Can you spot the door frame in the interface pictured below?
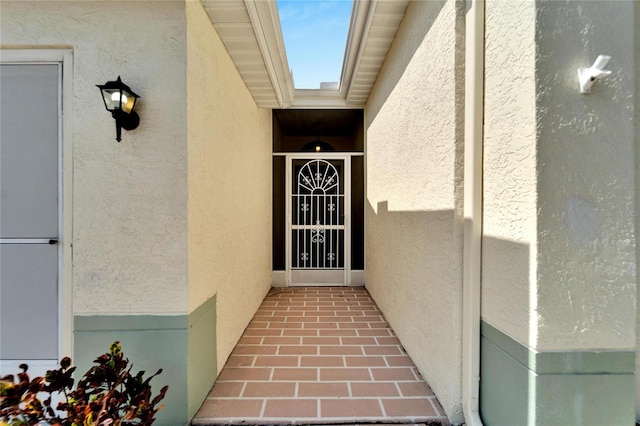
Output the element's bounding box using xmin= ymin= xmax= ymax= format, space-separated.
xmin=0 ymin=49 xmax=74 ymax=367
xmin=285 ymin=153 xmax=351 ymax=286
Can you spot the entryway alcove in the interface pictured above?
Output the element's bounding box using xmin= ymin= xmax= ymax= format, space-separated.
xmin=272 ymin=109 xmax=365 ymax=287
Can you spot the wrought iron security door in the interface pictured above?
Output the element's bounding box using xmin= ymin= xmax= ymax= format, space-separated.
xmin=291 ymin=159 xmax=345 ymax=278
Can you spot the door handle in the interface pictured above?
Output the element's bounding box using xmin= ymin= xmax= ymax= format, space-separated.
xmin=49 ymin=239 xmax=58 ymax=245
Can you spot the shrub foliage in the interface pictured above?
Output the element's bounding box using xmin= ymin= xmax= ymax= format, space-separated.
xmin=0 ymin=342 xmax=168 ymax=426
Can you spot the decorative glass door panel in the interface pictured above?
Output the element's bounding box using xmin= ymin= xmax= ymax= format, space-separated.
xmin=289 ymin=158 xmax=347 ymax=284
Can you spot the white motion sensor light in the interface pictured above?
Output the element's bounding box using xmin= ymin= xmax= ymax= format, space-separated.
xmin=578 ymin=55 xmax=612 ymax=94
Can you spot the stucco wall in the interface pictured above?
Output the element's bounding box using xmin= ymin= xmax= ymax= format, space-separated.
xmin=534 ymin=1 xmax=636 ymax=351
xmin=1 ymin=1 xmax=189 ymax=315
xmin=483 ymin=0 xmax=635 ymax=353
xmin=186 ymin=0 xmax=272 ymax=370
xmin=365 ymin=1 xmax=464 ymax=422
xmin=482 ymin=0 xmax=538 ymax=349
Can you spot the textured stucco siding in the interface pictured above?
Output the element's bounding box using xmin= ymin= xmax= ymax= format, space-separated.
xmin=186 ymin=0 xmax=272 ymax=371
xmin=483 ymin=0 xmax=636 ymax=352
xmin=534 ymin=1 xmax=636 ymax=351
xmin=1 ymin=1 xmax=189 ymax=314
xmin=365 ymin=1 xmax=464 ymax=423
xmin=484 ymin=0 xmax=638 ymax=421
xmin=482 ymin=0 xmax=538 ymax=349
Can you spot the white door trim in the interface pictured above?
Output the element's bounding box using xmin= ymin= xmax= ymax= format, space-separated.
xmin=285 ymin=154 xmax=351 ymax=286
xmin=1 ymin=49 xmax=74 ymax=362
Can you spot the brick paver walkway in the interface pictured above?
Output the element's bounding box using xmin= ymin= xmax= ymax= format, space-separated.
xmin=192 ymin=287 xmax=449 ymax=425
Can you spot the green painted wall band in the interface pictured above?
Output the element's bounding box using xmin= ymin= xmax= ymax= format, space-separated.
xmin=75 ymin=294 xmax=218 ymax=332
xmin=189 ymin=294 xmax=217 ymax=327
xmin=480 ymin=320 xmax=635 ymax=375
xmin=73 ymin=294 xmax=218 ymax=426
xmin=480 ymin=320 xmax=636 ymax=425
xmin=75 ymin=314 xmax=188 ymax=332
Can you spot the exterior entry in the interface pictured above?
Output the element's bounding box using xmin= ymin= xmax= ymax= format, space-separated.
xmin=288 ymin=157 xmax=349 ymax=285
xmin=272 ymin=109 xmax=365 ymax=287
xmin=0 ymin=63 xmax=62 ymax=372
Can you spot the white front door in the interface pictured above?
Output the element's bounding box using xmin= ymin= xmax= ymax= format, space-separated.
xmin=0 ymin=63 xmax=62 ymax=374
xmin=287 ymin=155 xmax=350 ymax=285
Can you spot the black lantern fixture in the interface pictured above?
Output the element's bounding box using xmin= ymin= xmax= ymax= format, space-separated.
xmin=97 ymin=76 xmax=140 ymax=142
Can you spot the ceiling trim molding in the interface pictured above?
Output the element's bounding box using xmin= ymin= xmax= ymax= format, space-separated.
xmin=290 ymin=89 xmax=351 ymax=109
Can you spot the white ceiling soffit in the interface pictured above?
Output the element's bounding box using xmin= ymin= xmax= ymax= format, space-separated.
xmin=201 ymin=0 xmax=409 ymax=109
xmin=341 ymin=0 xmax=410 ymax=106
xmin=201 ymin=0 xmax=294 ymax=108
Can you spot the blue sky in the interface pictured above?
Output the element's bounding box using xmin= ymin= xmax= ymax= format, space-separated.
xmin=276 ymin=0 xmax=353 ymax=89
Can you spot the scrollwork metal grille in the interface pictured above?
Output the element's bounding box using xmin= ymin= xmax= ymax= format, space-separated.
xmin=292 ymin=159 xmax=344 ymax=269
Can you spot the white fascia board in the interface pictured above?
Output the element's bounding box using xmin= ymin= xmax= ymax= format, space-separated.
xmin=244 ymin=0 xmax=295 ymax=108
xmin=340 ymin=0 xmax=376 ymax=103
xmin=290 ymin=89 xmax=361 ymax=109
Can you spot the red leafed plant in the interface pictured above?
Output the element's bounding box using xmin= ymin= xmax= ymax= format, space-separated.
xmin=0 ymin=341 xmax=168 ymax=426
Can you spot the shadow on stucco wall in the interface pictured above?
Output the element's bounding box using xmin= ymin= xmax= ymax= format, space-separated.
xmin=364 ymin=200 xmax=532 ymax=424
xmin=365 ymin=201 xmax=463 ymax=421
xmin=479 ymin=236 xmax=531 ymax=425
xmin=481 ymin=235 xmax=531 ymax=347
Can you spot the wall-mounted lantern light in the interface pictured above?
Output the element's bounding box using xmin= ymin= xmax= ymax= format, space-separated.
xmin=97 ymin=76 xmax=140 ymax=142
